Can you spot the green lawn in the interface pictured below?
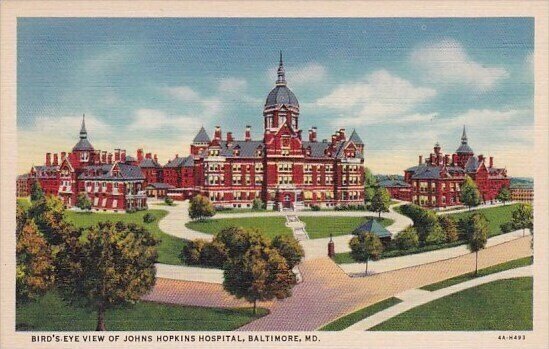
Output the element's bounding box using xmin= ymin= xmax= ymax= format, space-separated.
xmin=64 ymin=210 xmax=186 ymax=265
xmin=16 ymin=291 xmax=268 ymax=331
xmin=150 ymin=202 xmax=178 ymax=207
xmin=421 ymin=256 xmax=533 ymax=291
xmin=186 ymin=216 xmax=292 ymax=239
xmin=300 ymin=216 xmax=393 ymax=239
xmin=319 ymin=298 xmax=402 ymax=331
xmin=445 ymin=203 xmax=522 ymax=237
xmin=371 ymin=277 xmax=533 ymax=331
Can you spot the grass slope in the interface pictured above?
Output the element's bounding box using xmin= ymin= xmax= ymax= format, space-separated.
xmin=300 ymin=216 xmax=393 ymax=239
xmin=65 ymin=210 xmax=186 ymax=265
xmin=446 ymin=203 xmax=521 ymax=237
xmin=421 ymin=256 xmax=533 ymax=291
xmin=319 ymin=297 xmax=402 ymax=331
xmin=17 ymin=291 xmax=267 ymax=331
xmin=371 ymin=277 xmax=533 ymax=331
xmin=186 ymin=216 xmax=292 ymax=239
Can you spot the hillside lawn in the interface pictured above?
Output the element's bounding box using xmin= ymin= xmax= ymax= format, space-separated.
xmin=421 ymin=256 xmax=533 ymax=291
xmin=319 ymin=297 xmax=402 ymax=331
xmin=17 ymin=291 xmax=267 ymax=331
xmin=299 ymin=216 xmax=393 ymax=239
xmin=370 ymin=277 xmax=533 ymax=331
xmin=186 ymin=216 xmax=292 ymax=239
xmin=64 ymin=209 xmax=186 ymax=265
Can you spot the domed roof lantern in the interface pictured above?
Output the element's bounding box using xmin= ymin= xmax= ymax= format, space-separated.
xmin=456 ymin=125 xmax=474 ymax=154
xmin=276 ymin=51 xmax=286 ymax=86
xmin=265 ymin=52 xmax=299 ymax=109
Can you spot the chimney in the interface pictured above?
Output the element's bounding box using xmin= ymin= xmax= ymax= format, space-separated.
xmin=489 ymin=156 xmax=494 ymax=168
xmin=245 ymin=125 xmax=251 ymax=141
xmin=146 ymin=152 xmax=152 ymax=159
xmin=61 ymin=152 xmax=66 ymax=161
xmin=331 ymin=134 xmax=337 ymax=145
xmin=137 ymin=148 xmax=144 ymax=162
xmin=444 ymin=154 xmax=450 ymax=165
xmin=107 ymin=153 xmax=113 ymax=164
xmin=175 ymin=154 xmax=179 ymax=158
xmin=312 ymin=127 xmax=317 ymax=142
xmin=452 ymin=153 xmax=458 ymax=166
xmin=478 ymin=154 xmax=484 ymax=162
xmin=154 ymin=154 xmax=158 ymax=163
xmin=339 ymin=128 xmax=346 ymax=140
xmin=121 ymin=150 xmax=126 ymax=163
xmin=102 ymin=151 xmax=107 ymax=163
xmin=227 ymin=132 xmax=234 ymax=143
xmin=214 ymin=126 xmax=222 ymax=140
xmin=53 ymin=153 xmax=59 ymax=166
xmin=45 ymin=153 xmax=51 ymax=166
xmin=419 ymin=155 xmax=423 ymax=165
xmin=430 ymin=153 xmax=435 ymax=164
xmin=114 ymin=149 xmax=120 ymax=162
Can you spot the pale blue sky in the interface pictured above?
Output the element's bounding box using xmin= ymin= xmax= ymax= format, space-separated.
xmin=17 ymin=18 xmax=534 ymax=175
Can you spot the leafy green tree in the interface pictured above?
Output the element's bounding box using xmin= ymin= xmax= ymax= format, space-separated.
xmin=189 ymin=194 xmax=216 ymax=220
xmin=215 ymin=227 xmax=270 ymax=260
xmin=199 ymin=241 xmax=228 ymax=268
xmin=460 ymin=176 xmax=481 ymax=210
xmin=30 ymin=181 xmax=45 ymax=202
xmin=16 ymin=207 xmax=54 ymax=304
xmin=223 ymin=245 xmax=296 ymax=314
xmin=424 ymin=225 xmax=446 ymax=246
xmin=394 ymin=226 xmax=419 ymax=250
xmin=363 ymin=167 xmax=378 ymax=203
xmin=496 ymin=186 xmax=511 ymax=205
xmin=370 ymin=187 xmax=391 ymax=218
xmin=56 ymin=222 xmax=158 ymax=331
xmin=181 ymin=239 xmax=207 ymax=265
xmin=465 ymin=213 xmax=488 ymax=275
xmin=164 ymin=196 xmax=174 ymax=206
xmin=28 ymin=196 xmax=69 ymax=246
xmin=349 ymin=232 xmax=384 ymax=275
xmin=415 ymin=210 xmax=440 ymax=244
xmin=438 ymin=215 xmax=459 ymax=242
xmin=512 ymin=203 xmax=533 ymax=236
xmin=272 ymin=235 xmax=304 ymax=269
xmin=76 ymin=192 xmax=92 ymax=211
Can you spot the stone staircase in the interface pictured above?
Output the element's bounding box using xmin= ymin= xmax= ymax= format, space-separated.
xmin=285 ymin=214 xmax=309 ymax=241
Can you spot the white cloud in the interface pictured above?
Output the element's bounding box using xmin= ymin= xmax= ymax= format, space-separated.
xmin=315 ymin=70 xmax=437 ymax=125
xmin=410 ymin=39 xmax=509 ymax=91
xmin=218 ymin=77 xmax=247 ymax=93
xmin=130 ymin=108 xmax=202 ymax=131
xmin=163 ymin=86 xmax=201 ymax=102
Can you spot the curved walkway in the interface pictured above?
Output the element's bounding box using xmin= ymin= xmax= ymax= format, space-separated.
xmin=153 ymin=200 xmax=213 ymax=241
xmin=344 ymin=265 xmax=532 ymax=331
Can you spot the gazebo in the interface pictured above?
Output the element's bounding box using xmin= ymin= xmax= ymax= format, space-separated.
xmin=352 ymin=219 xmax=392 ymax=244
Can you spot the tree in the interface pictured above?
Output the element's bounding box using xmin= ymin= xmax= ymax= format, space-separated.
xmin=76 ymin=192 xmax=92 ymax=211
xmin=370 ymin=187 xmax=391 ymax=218
xmin=271 ymin=235 xmax=305 ymax=269
xmin=394 ymin=226 xmax=419 ymax=250
xmin=199 ymin=241 xmax=228 ymax=268
xmin=363 ymin=167 xmax=378 ymax=203
xmin=496 ymin=186 xmax=511 ymax=205
xmin=415 ymin=210 xmax=440 ymax=244
xmin=252 ymin=198 xmax=265 ymax=210
xmin=438 ymin=215 xmax=459 ymax=242
xmin=424 ymin=225 xmax=446 ymax=246
xmin=30 ymin=181 xmax=45 ymax=202
xmin=28 ymin=196 xmax=69 ymax=246
xmin=189 ymin=194 xmax=215 ymax=220
xmin=512 ymin=203 xmax=533 ymax=237
xmin=460 ymin=176 xmax=481 ymax=210
xmin=16 ymin=207 xmax=54 ymax=304
xmin=215 ymin=227 xmax=270 ymax=260
xmin=349 ymin=232 xmax=384 ymax=275
xmin=164 ymin=196 xmax=174 ymax=206
xmin=465 ymin=213 xmax=488 ymax=275
xmin=181 ymin=239 xmax=207 ymax=265
xmin=223 ymin=245 xmax=296 ymax=314
xmin=56 ymin=222 xmax=158 ymax=331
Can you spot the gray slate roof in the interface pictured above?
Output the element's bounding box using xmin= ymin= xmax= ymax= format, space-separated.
xmin=193 ymin=127 xmax=211 ymax=143
xmin=146 ymin=182 xmax=175 ymax=189
xmin=456 ymin=143 xmax=474 ymax=154
xmin=378 ymin=179 xmax=411 ymax=188
xmin=465 ymin=157 xmax=479 ymax=172
xmin=219 ymin=140 xmax=264 ymax=158
xmin=72 ymin=138 xmax=94 ymax=151
xmin=411 ymin=166 xmax=441 ymax=179
xmin=349 ymin=129 xmax=364 ymax=145
xmin=139 ymin=158 xmax=162 ymax=168
xmin=164 ymin=155 xmax=194 ymax=168
xmin=352 ymin=219 xmax=391 ymax=239
xmin=78 ymin=163 xmax=144 ymax=180
xmin=265 ymin=85 xmax=299 ymax=108
xmin=303 ymin=141 xmax=330 ymax=158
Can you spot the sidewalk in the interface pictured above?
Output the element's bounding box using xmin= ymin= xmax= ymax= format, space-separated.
xmin=344 ymin=265 xmax=533 ymax=331
xmin=155 ymin=263 xmax=223 ymax=284
xmin=339 ymin=229 xmax=527 ymax=275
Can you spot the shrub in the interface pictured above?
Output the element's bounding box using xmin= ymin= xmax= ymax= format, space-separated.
xmin=164 ymin=197 xmax=174 ymax=206
xmin=126 ymin=207 xmax=137 ymax=214
xmin=311 ymin=205 xmax=321 ymax=211
xmin=252 ymin=198 xmax=265 ymax=211
xmin=424 ymin=226 xmax=447 ymax=246
xmin=143 ymin=212 xmax=156 ymax=223
xmin=199 ymin=241 xmax=228 ymax=268
xmin=438 ymin=215 xmax=459 ymax=242
xmin=272 ymin=235 xmax=304 ymax=269
xmin=181 ymin=239 xmax=207 ymax=265
xmin=394 ymin=227 xmax=419 ymax=250
xmin=500 ymin=221 xmax=514 ymax=234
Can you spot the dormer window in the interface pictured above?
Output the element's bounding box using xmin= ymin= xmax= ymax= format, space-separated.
xmin=80 ymin=152 xmax=89 ymax=161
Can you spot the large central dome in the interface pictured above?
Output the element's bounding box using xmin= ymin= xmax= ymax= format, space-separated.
xmin=264 ymin=52 xmax=299 ymax=109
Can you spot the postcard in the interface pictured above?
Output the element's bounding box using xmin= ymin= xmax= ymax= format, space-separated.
xmin=1 ymin=1 xmax=547 ymax=348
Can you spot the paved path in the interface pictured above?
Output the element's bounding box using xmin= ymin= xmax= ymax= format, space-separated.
xmin=344 ymin=265 xmax=533 ymax=331
xmin=238 ymin=236 xmax=532 ymax=331
xmin=155 ymin=263 xmax=223 ymax=284
xmin=340 ymin=229 xmax=527 ymax=275
xmin=286 ymin=214 xmax=309 ymax=241
xmin=152 ymin=201 xmax=213 ymax=241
